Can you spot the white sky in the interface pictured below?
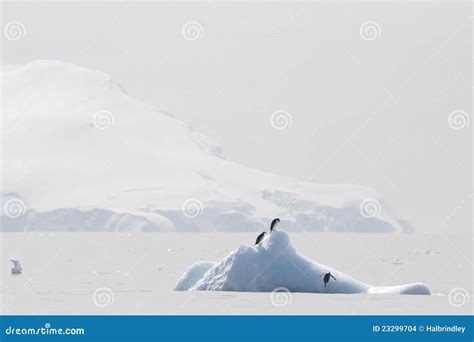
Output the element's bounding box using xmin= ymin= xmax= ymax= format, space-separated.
xmin=1 ymin=1 xmax=472 ymax=232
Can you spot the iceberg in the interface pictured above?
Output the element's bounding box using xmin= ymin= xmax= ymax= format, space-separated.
xmin=176 ymin=231 xmax=431 ymax=295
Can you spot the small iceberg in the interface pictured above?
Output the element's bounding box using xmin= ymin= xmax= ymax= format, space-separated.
xmin=9 ymin=258 xmax=22 ymax=275
xmin=175 ymin=231 xmax=430 ymax=295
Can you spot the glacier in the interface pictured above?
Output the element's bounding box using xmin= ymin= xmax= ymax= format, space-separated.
xmin=1 ymin=60 xmax=414 ymax=233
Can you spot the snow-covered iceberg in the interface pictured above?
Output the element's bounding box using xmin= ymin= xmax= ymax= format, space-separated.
xmin=1 ymin=60 xmax=414 ymax=233
xmin=175 ymin=231 xmax=431 ymax=295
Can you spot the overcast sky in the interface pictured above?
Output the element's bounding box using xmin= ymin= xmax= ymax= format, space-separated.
xmin=1 ymin=1 xmax=472 ymax=232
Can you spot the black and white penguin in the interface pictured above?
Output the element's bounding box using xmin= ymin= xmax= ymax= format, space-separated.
xmin=270 ymin=218 xmax=280 ymax=233
xmin=322 ymin=272 xmax=336 ymax=288
xmin=255 ymin=232 xmax=266 ymax=245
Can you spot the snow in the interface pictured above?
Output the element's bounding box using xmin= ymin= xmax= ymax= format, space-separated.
xmin=175 ymin=261 xmax=216 ymax=291
xmin=176 ymin=231 xmax=431 ymax=295
xmin=1 ymin=232 xmax=470 ymax=315
xmin=1 ymin=60 xmax=414 ymax=233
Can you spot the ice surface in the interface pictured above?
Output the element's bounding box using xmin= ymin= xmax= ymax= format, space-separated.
xmin=176 ymin=231 xmax=431 ymax=295
xmin=3 ymin=232 xmax=470 ymax=314
xmin=1 ymin=60 xmax=414 ymax=233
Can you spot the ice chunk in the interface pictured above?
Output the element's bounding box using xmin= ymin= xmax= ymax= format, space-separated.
xmin=175 ymin=231 xmax=431 ymax=295
xmin=175 ymin=261 xmax=216 ymax=291
xmin=9 ymin=258 xmax=22 ymax=275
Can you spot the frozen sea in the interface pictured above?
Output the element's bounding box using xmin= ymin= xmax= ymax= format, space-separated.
xmin=0 ymin=232 xmax=471 ymax=315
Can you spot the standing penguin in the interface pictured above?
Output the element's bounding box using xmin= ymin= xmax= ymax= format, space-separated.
xmin=322 ymin=272 xmax=336 ymax=288
xmin=270 ymin=218 xmax=280 ymax=233
xmin=255 ymin=232 xmax=266 ymax=245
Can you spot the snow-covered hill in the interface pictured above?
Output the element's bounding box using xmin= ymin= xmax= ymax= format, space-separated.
xmin=1 ymin=60 xmax=414 ymax=232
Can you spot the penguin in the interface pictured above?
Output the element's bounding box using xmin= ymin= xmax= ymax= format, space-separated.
xmin=255 ymin=232 xmax=266 ymax=245
xmin=270 ymin=218 xmax=280 ymax=233
xmin=322 ymin=272 xmax=336 ymax=288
